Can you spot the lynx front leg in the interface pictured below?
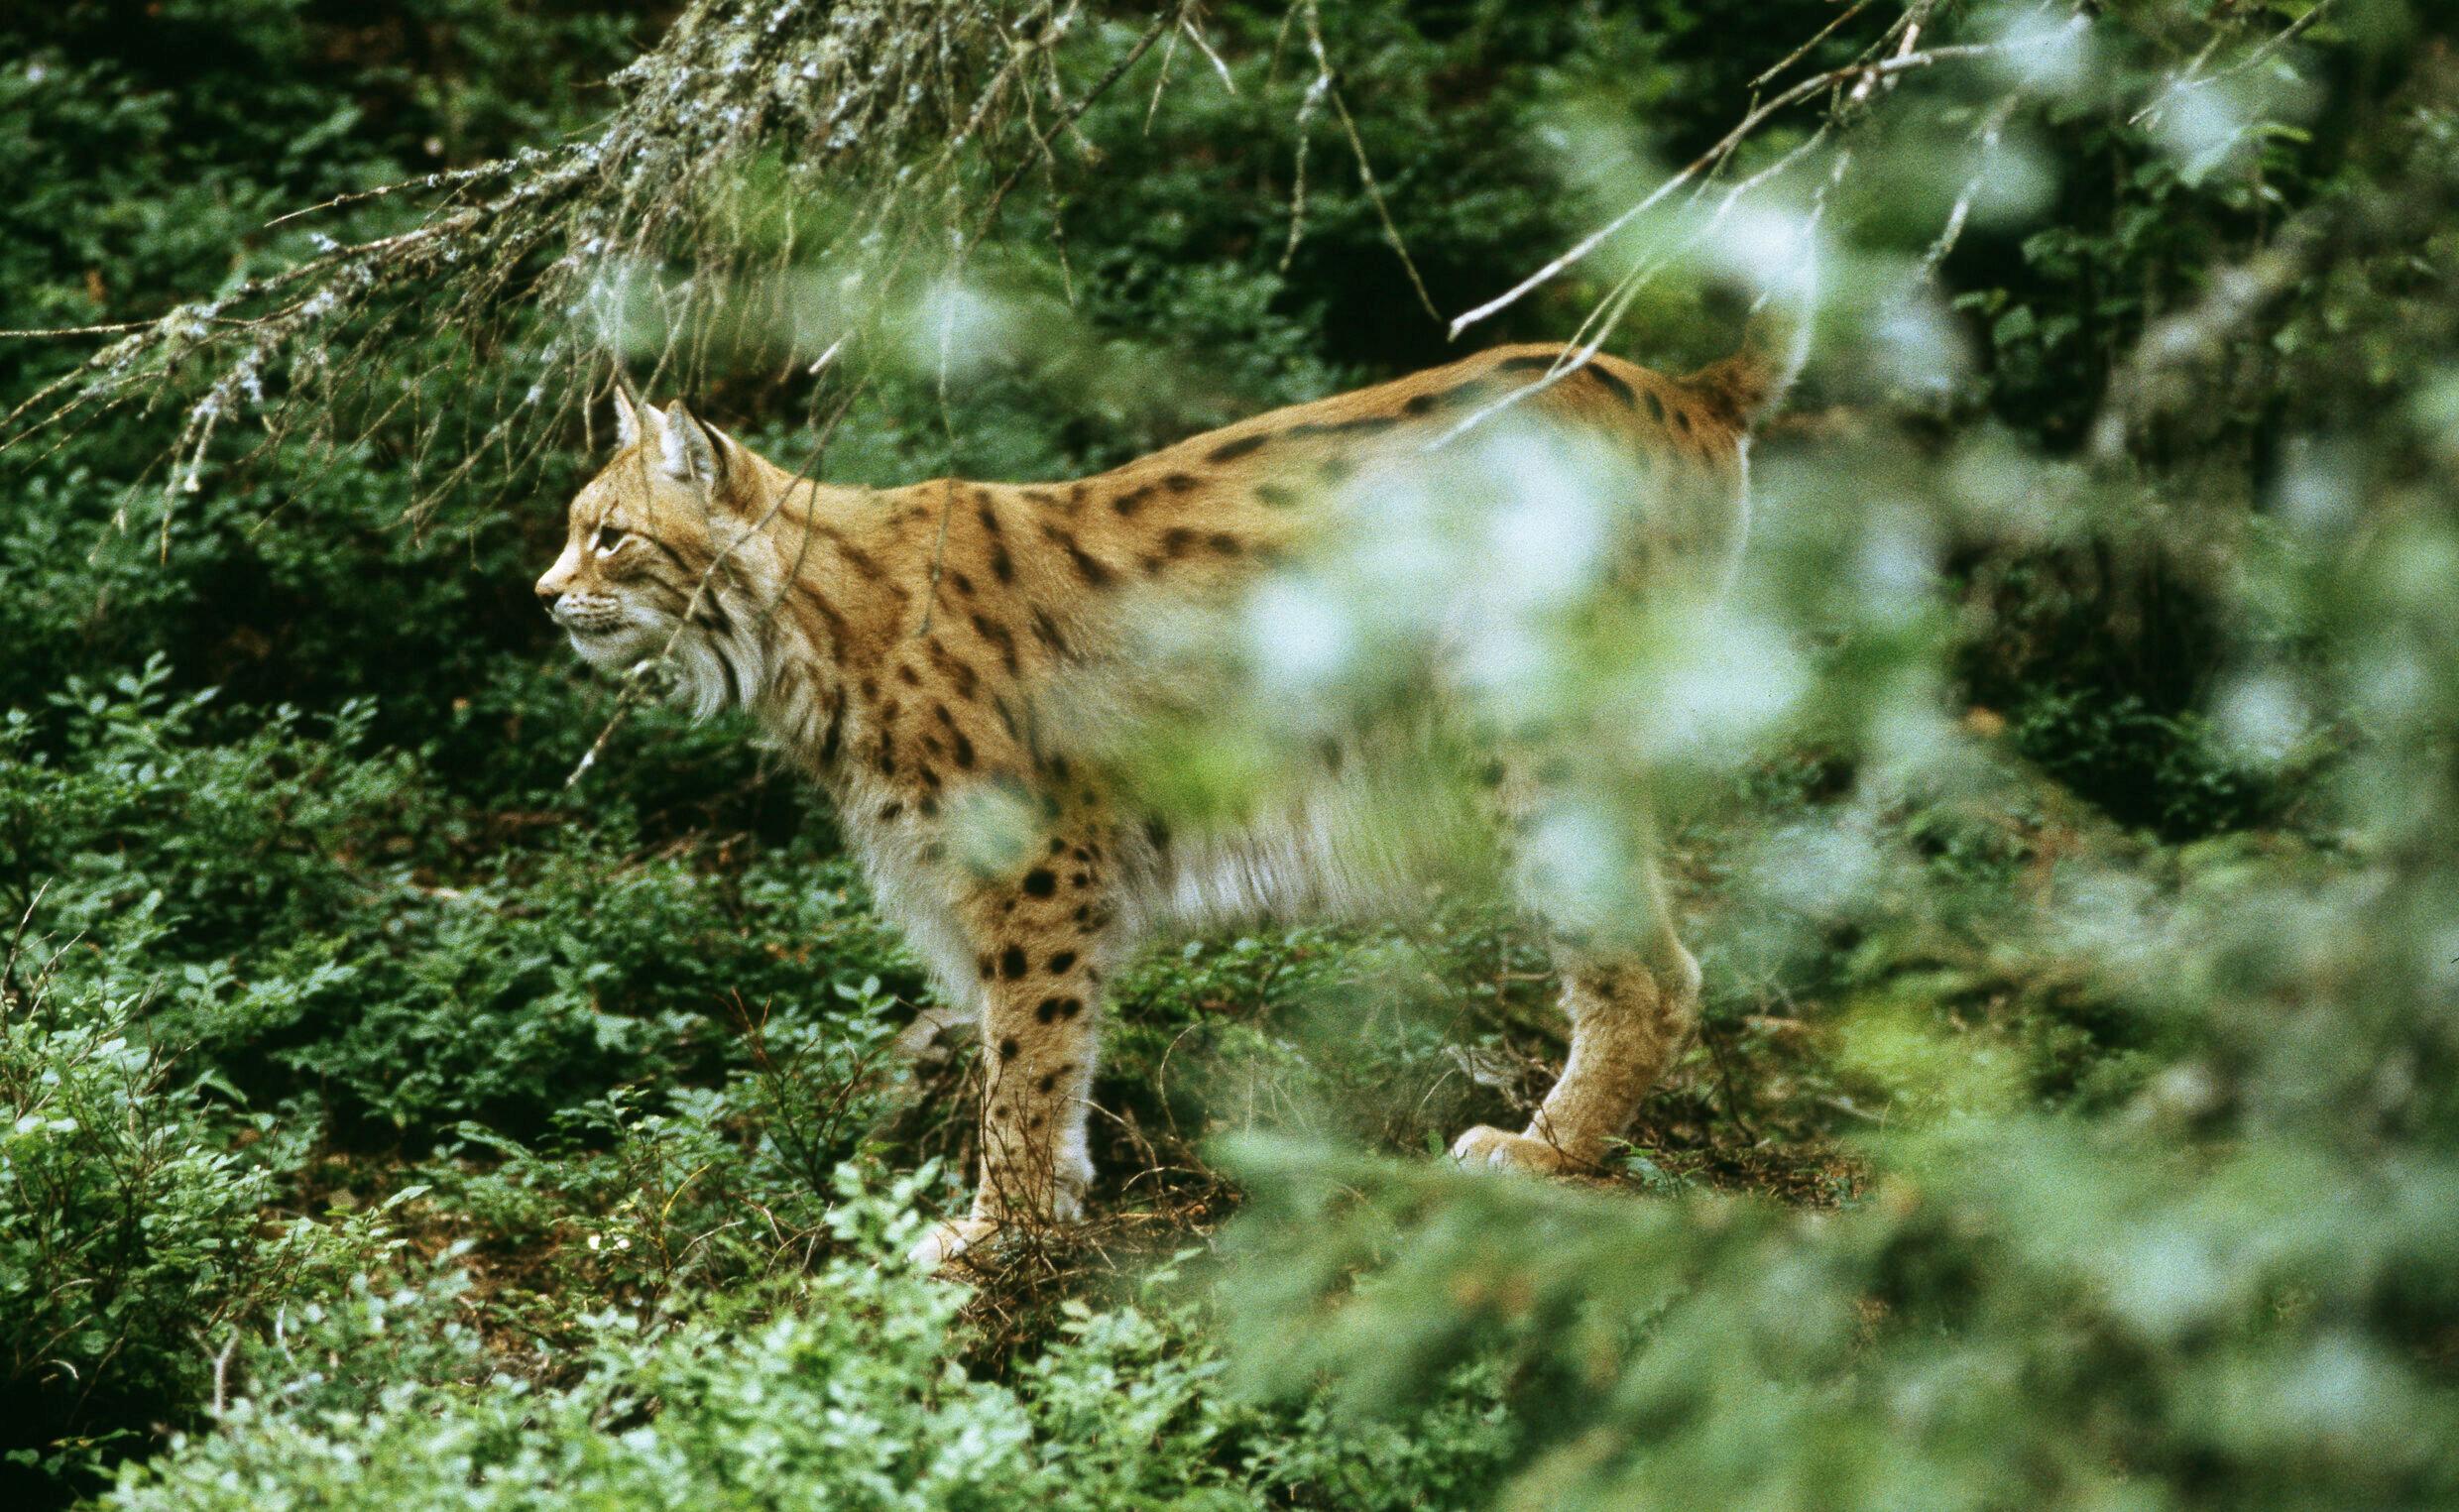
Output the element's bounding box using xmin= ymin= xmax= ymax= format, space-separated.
xmin=909 ymin=844 xmax=1116 ymax=1269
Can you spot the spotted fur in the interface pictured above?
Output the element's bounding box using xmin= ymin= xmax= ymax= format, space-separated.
xmin=535 ymin=340 xmax=1769 ymax=1266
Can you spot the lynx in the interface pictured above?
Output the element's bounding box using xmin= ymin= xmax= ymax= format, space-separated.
xmin=535 ymin=336 xmax=1773 ymax=1266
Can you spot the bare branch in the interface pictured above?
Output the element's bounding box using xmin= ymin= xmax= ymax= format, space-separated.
xmin=1449 ymin=29 xmax=2019 ymax=341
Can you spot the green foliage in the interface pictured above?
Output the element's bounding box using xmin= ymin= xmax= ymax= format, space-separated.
xmin=0 ymin=956 xmax=408 ymax=1495
xmin=93 ymin=1183 xmax=1521 ymax=1511
xmin=3 ymin=656 xmax=917 ymax=1138
xmin=1221 ymin=1110 xmax=2459 ymax=1510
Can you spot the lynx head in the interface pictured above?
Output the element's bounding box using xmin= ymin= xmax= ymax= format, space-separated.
xmin=535 ymin=392 xmax=768 ymax=713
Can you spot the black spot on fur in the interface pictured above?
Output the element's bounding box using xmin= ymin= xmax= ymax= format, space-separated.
xmin=927 ymin=643 xmax=979 ymax=701
xmin=1643 ymin=391 xmax=1666 ymax=423
xmin=1162 ymin=471 xmax=1200 ymax=492
xmin=1291 ymin=414 xmax=1400 ymax=439
xmin=1318 ymin=456 xmax=1355 ymax=486
xmin=1047 ymin=950 xmax=1077 ymax=976
xmin=1034 ymin=995 xmax=1068 ymax=1023
xmin=952 ymin=732 xmax=975 ymax=769
xmin=1022 ymin=869 xmax=1057 ymax=898
xmin=1673 ymin=407 xmax=1693 ymax=433
xmin=999 ymin=1036 xmax=1019 ymax=1058
xmin=1036 ymin=1073 xmax=1058 ymax=1093
xmin=825 ymin=527 xmax=885 ymax=581
xmin=1584 ymin=363 xmax=1637 ymax=406
xmin=794 ymin=580 xmax=849 ymax=640
xmin=1111 ymin=485 xmax=1154 ymax=516
xmin=879 ymin=801 xmax=903 ymax=822
xmin=1029 ymin=607 xmax=1070 ymax=658
xmin=1207 ymin=434 xmax=1270 ymax=463
xmin=818 ymin=697 xmax=845 ymax=765
xmin=970 ymin=613 xmax=1019 ymax=675
xmin=951 ymin=571 xmax=975 ymax=595
xmin=1255 ymin=483 xmax=1299 ymax=508
xmin=990 ymin=542 xmax=1014 ymax=584
xmin=1000 ymin=945 xmax=1028 ymax=980
xmin=1042 ymin=524 xmax=1113 ymax=588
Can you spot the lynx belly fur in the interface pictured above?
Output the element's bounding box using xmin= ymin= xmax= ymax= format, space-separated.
xmin=535 ymin=338 xmax=1773 ymax=1266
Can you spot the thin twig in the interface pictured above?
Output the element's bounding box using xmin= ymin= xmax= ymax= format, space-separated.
xmin=1450 ymin=38 xmax=2010 ymax=340
xmin=2131 ymin=0 xmax=2339 ymax=129
xmin=1302 ymin=0 xmax=1439 ymax=323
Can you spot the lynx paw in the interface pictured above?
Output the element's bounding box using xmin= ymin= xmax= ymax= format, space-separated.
xmin=1448 ymin=1125 xmax=1578 ymax=1175
xmin=907 ymin=1216 xmax=1001 ymax=1270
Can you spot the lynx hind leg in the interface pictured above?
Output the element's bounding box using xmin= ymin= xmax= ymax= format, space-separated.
xmin=909 ymin=837 xmax=1117 ymax=1269
xmin=1450 ymin=939 xmax=1700 ymax=1174
xmin=1452 ymin=770 xmax=1701 ymax=1175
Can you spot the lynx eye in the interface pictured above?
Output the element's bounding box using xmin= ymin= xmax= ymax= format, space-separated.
xmin=592 ymin=524 xmax=627 ymax=555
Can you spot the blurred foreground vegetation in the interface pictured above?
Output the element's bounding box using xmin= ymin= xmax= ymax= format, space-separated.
xmin=3 ymin=1 xmax=2457 ymax=1507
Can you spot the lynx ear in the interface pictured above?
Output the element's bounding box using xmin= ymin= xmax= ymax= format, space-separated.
xmin=655 ymin=402 xmax=733 ymax=495
xmin=613 ymin=386 xmax=645 ymax=451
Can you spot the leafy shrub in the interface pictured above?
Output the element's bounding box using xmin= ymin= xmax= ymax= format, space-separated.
xmin=2006 ymin=688 xmax=2280 ymax=840
xmin=0 ymin=959 xmax=322 ymax=1496
xmin=96 ymin=1179 xmax=1522 ymax=1511
xmin=4 ymin=658 xmax=919 ymax=1142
